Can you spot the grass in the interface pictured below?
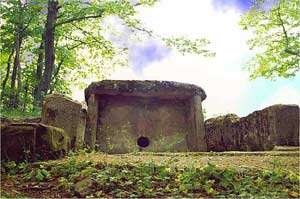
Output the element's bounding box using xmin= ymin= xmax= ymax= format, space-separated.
xmin=0 ymin=107 xmax=41 ymax=119
xmin=1 ymin=146 xmax=299 ymax=198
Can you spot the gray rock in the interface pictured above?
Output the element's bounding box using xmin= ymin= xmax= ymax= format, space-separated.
xmin=42 ymin=94 xmax=86 ymax=149
xmin=267 ymin=104 xmax=299 ymax=146
xmin=204 ymin=104 xmax=300 ymax=151
xmin=205 ymin=114 xmax=240 ymax=151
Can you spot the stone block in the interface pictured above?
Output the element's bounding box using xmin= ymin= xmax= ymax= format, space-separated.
xmin=204 ymin=114 xmax=240 ymax=151
xmin=42 ymin=94 xmax=86 ymax=149
xmin=204 ymin=104 xmax=300 ymax=151
xmin=205 ymin=109 xmax=276 ymax=151
xmin=268 ymin=104 xmax=299 ymax=146
xmin=1 ymin=123 xmax=70 ymax=162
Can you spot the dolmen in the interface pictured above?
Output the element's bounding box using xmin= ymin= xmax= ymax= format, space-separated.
xmin=84 ymin=80 xmax=208 ymax=153
xmin=1 ymin=80 xmax=299 ymax=162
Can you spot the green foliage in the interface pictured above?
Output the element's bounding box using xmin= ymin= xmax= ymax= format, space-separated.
xmin=2 ymin=161 xmax=17 ymax=175
xmin=163 ymin=37 xmax=216 ymax=57
xmin=0 ymin=106 xmax=41 ymax=119
xmin=1 ymin=0 xmax=214 ymax=113
xmin=1 ymin=161 xmax=30 ymax=176
xmin=34 ymin=166 xmax=51 ymax=182
xmin=57 ymin=177 xmax=72 ymax=191
xmin=1 ymin=153 xmax=299 ymax=198
xmin=50 ymin=156 xmax=93 ymax=178
xmin=20 ymin=165 xmax=50 ymax=182
xmin=240 ymin=0 xmax=300 ymax=79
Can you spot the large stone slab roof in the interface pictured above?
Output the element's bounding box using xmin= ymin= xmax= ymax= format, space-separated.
xmin=85 ymin=80 xmax=206 ymax=101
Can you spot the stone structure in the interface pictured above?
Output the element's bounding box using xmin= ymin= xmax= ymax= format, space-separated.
xmin=85 ymin=80 xmax=207 ymax=153
xmin=0 ymin=117 xmax=41 ymax=124
xmin=1 ymin=123 xmax=69 ymax=162
xmin=42 ymin=94 xmax=86 ymax=149
xmin=204 ymin=104 xmax=300 ymax=151
xmin=268 ymin=104 xmax=299 ymax=146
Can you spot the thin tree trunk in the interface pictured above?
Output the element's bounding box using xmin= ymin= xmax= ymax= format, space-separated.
xmin=9 ymin=0 xmax=24 ymax=108
xmin=22 ymin=79 xmax=29 ymax=112
xmin=1 ymin=49 xmax=14 ymax=101
xmin=33 ymin=38 xmax=44 ymax=106
xmin=16 ymin=61 xmax=22 ymax=106
xmin=9 ymin=32 xmax=22 ymax=108
xmin=49 ymin=57 xmax=64 ymax=93
xmin=35 ymin=0 xmax=59 ymax=106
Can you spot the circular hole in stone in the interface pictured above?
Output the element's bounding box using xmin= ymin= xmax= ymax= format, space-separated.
xmin=137 ymin=136 xmax=150 ymax=148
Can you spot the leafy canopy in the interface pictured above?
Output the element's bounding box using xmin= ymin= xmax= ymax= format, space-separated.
xmin=240 ymin=0 xmax=300 ymax=79
xmin=0 ymin=0 xmax=215 ymax=115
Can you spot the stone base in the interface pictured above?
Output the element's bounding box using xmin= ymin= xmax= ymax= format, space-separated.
xmin=1 ymin=123 xmax=70 ymax=162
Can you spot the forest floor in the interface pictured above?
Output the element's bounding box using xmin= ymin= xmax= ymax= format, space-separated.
xmin=1 ymin=146 xmax=299 ymax=198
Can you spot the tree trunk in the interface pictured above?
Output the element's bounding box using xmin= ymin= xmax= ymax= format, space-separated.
xmin=9 ymin=31 xmax=22 ymax=108
xmin=35 ymin=0 xmax=59 ymax=106
xmin=16 ymin=60 xmax=22 ymax=106
xmin=22 ymin=79 xmax=29 ymax=112
xmin=49 ymin=57 xmax=64 ymax=93
xmin=33 ymin=38 xmax=45 ymax=106
xmin=1 ymin=49 xmax=14 ymax=101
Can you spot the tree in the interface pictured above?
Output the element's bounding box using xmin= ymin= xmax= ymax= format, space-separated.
xmin=0 ymin=0 xmax=43 ymax=108
xmin=1 ymin=0 xmax=215 ymax=114
xmin=240 ymin=0 xmax=300 ymax=79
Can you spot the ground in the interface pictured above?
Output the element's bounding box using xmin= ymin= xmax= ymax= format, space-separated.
xmin=1 ymin=146 xmax=299 ymax=198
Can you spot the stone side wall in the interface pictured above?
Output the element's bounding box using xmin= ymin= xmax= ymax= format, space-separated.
xmin=269 ymin=105 xmax=299 ymax=146
xmin=42 ymin=94 xmax=86 ymax=149
xmin=204 ymin=104 xmax=299 ymax=151
xmin=204 ymin=114 xmax=241 ymax=152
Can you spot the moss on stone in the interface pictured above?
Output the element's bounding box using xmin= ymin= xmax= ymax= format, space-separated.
xmin=85 ymin=80 xmax=206 ymax=102
xmin=41 ymin=125 xmax=70 ymax=152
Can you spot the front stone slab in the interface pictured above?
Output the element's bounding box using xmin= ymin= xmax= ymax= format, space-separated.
xmin=42 ymin=94 xmax=86 ymax=149
xmin=85 ymin=80 xmax=207 ymax=153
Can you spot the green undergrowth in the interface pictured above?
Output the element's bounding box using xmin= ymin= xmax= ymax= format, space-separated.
xmin=1 ymin=151 xmax=300 ymax=198
xmin=0 ymin=107 xmax=41 ymax=119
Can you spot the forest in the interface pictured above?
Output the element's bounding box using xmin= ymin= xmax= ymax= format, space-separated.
xmin=0 ymin=0 xmax=299 ymax=198
xmin=1 ymin=0 xmax=298 ymax=116
xmin=1 ymin=0 xmax=215 ymax=117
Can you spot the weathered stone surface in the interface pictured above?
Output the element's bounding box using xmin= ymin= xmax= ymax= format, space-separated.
xmin=204 ymin=104 xmax=299 ymax=151
xmin=205 ymin=111 xmax=276 ymax=151
xmin=238 ymin=109 xmax=276 ymax=151
xmin=42 ymin=94 xmax=86 ymax=149
xmin=187 ymin=95 xmax=207 ymax=151
xmin=205 ymin=114 xmax=241 ymax=151
xmin=0 ymin=117 xmax=41 ymax=125
xmin=85 ymin=80 xmax=207 ymax=153
xmin=85 ymin=94 xmax=98 ymax=149
xmin=85 ymin=80 xmax=206 ymax=101
xmin=268 ymin=104 xmax=299 ymax=146
xmin=1 ymin=123 xmax=70 ymax=162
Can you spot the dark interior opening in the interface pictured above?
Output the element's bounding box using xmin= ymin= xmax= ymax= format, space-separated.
xmin=137 ymin=136 xmax=150 ymax=148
